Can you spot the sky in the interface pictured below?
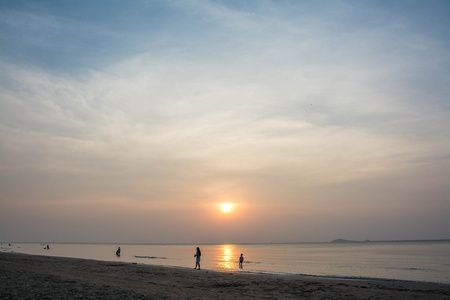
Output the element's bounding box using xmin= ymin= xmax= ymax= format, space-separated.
xmin=0 ymin=0 xmax=449 ymax=244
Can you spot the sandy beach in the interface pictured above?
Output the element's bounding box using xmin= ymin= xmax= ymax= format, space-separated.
xmin=1 ymin=252 xmax=449 ymax=299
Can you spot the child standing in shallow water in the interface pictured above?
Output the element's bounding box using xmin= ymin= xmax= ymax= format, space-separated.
xmin=194 ymin=247 xmax=201 ymax=270
xmin=239 ymin=253 xmax=244 ymax=269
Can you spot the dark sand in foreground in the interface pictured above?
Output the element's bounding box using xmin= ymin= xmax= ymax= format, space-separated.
xmin=1 ymin=252 xmax=449 ymax=299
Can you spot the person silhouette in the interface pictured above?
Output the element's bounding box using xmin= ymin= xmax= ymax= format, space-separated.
xmin=194 ymin=247 xmax=201 ymax=270
xmin=116 ymin=247 xmax=121 ymax=256
xmin=239 ymin=253 xmax=244 ymax=269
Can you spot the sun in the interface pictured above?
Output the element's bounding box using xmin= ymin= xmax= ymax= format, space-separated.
xmin=221 ymin=203 xmax=232 ymax=213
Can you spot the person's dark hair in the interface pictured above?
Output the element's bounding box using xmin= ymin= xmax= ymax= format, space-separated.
xmin=197 ymin=247 xmax=201 ymax=256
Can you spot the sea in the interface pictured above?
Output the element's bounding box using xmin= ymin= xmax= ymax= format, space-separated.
xmin=2 ymin=240 xmax=449 ymax=285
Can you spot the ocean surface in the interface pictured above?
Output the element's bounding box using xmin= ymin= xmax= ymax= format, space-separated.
xmin=2 ymin=240 xmax=449 ymax=284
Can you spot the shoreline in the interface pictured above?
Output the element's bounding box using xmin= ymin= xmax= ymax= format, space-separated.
xmin=3 ymin=248 xmax=449 ymax=286
xmin=3 ymin=240 xmax=449 ymax=285
xmin=1 ymin=252 xmax=449 ymax=299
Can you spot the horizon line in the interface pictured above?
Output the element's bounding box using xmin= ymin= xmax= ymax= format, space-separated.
xmin=2 ymin=238 xmax=450 ymax=245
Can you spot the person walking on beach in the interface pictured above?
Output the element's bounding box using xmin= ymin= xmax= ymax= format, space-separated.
xmin=116 ymin=247 xmax=121 ymax=256
xmin=239 ymin=253 xmax=244 ymax=269
xmin=194 ymin=247 xmax=201 ymax=270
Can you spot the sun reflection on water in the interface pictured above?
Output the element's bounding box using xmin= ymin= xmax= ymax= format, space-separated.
xmin=217 ymin=245 xmax=237 ymax=270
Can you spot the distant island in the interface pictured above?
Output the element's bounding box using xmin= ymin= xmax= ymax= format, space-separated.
xmin=331 ymin=239 xmax=371 ymax=243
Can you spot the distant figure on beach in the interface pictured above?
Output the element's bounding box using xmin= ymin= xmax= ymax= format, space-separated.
xmin=116 ymin=247 xmax=121 ymax=256
xmin=46 ymin=244 xmax=50 ymax=250
xmin=194 ymin=247 xmax=201 ymax=270
xmin=239 ymin=253 xmax=244 ymax=269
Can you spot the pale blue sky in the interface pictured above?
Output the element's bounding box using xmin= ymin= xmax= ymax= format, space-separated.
xmin=1 ymin=0 xmax=449 ymax=243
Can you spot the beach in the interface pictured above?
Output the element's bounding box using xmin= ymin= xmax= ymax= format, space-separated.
xmin=1 ymin=252 xmax=449 ymax=299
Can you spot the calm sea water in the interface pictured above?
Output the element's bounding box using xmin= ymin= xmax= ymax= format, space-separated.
xmin=2 ymin=241 xmax=449 ymax=284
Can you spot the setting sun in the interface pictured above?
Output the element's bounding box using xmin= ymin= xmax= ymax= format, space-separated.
xmin=221 ymin=203 xmax=232 ymax=213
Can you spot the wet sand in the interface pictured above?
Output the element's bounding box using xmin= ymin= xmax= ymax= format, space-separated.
xmin=1 ymin=252 xmax=449 ymax=299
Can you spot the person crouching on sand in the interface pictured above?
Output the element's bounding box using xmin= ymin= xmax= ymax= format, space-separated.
xmin=194 ymin=247 xmax=201 ymax=270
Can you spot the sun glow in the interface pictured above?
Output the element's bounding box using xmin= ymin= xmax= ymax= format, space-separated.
xmin=221 ymin=203 xmax=232 ymax=213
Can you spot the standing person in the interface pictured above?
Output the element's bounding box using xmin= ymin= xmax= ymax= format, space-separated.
xmin=239 ymin=253 xmax=244 ymax=269
xmin=116 ymin=247 xmax=121 ymax=256
xmin=194 ymin=247 xmax=201 ymax=270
